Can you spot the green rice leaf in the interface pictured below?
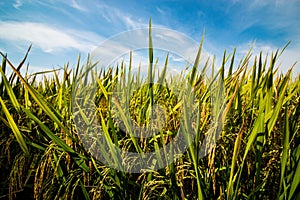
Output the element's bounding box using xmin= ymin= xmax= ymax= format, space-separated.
xmin=0 ymin=96 xmax=29 ymax=156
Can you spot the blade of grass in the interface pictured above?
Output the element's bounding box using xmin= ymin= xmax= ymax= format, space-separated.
xmin=0 ymin=64 xmax=20 ymax=112
xmin=9 ymin=44 xmax=32 ymax=84
xmin=0 ymin=96 xmax=29 ymax=156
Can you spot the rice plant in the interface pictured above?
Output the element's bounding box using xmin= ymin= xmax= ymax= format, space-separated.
xmin=0 ymin=23 xmax=300 ymax=200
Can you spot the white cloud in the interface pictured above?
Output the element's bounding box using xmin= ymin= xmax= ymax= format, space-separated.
xmin=34 ymin=0 xmax=87 ymax=12
xmin=156 ymin=7 xmax=165 ymax=15
xmin=96 ymin=3 xmax=146 ymax=30
xmin=13 ymin=0 xmax=23 ymax=9
xmin=277 ymin=46 xmax=300 ymax=75
xmin=70 ymin=0 xmax=87 ymax=12
xmin=0 ymin=21 xmax=104 ymax=53
xmin=55 ymin=0 xmax=87 ymax=12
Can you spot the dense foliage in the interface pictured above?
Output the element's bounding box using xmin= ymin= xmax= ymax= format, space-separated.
xmin=0 ymin=34 xmax=300 ymax=199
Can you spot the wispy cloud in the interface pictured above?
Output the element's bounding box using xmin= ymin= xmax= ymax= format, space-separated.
xmin=13 ymin=0 xmax=23 ymax=9
xmin=0 ymin=21 xmax=103 ymax=53
xmin=64 ymin=0 xmax=87 ymax=12
xmin=96 ymin=3 xmax=146 ymax=30
xmin=280 ymin=46 xmax=300 ymax=75
xmin=156 ymin=7 xmax=165 ymax=15
xmin=34 ymin=0 xmax=87 ymax=12
xmin=244 ymin=1 xmax=299 ymax=32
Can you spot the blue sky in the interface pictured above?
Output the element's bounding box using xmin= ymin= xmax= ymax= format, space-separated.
xmin=0 ymin=0 xmax=299 ymax=75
